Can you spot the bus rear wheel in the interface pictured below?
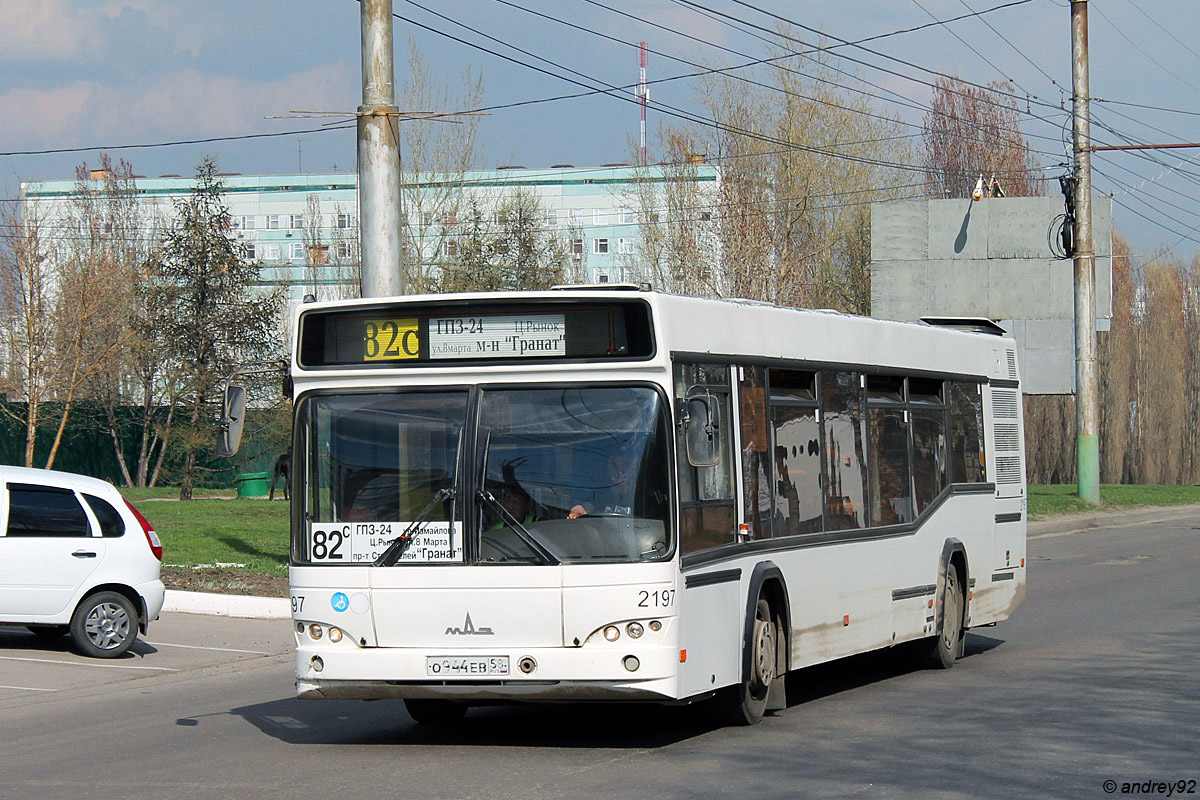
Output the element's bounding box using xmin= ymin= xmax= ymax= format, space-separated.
xmin=404 ymin=699 xmax=468 ymax=725
xmin=716 ymin=597 xmax=776 ymax=726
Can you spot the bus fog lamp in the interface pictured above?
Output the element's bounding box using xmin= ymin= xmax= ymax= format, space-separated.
xmin=626 ymin=622 xmax=644 ymax=638
xmin=622 ymin=655 xmax=640 ymax=672
xmin=308 ymin=624 xmax=323 ymax=640
xmin=296 ymin=622 xmax=305 ymax=634
xmin=328 ymin=627 xmax=343 ymax=643
xmin=311 ymin=656 xmax=324 ymax=672
xmin=649 ymin=620 xmax=662 ymax=632
xmin=603 ymin=626 xmax=620 ymax=642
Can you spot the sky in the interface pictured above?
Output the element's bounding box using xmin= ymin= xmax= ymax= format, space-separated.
xmin=3 ymin=0 xmax=1199 ymax=265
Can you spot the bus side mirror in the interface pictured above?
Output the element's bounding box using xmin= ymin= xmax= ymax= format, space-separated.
xmin=216 ymin=384 xmax=247 ymax=458
xmin=684 ymin=393 xmax=720 ymax=467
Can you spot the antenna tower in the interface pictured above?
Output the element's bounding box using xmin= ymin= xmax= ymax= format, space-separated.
xmin=636 ymin=42 xmax=648 ymax=166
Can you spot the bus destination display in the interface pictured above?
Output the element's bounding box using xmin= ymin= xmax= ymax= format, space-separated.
xmin=299 ymin=300 xmax=654 ymax=367
xmin=428 ymin=313 xmax=565 ymax=359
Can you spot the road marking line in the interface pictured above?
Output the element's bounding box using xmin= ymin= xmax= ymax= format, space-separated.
xmin=0 ymin=656 xmax=176 ymax=671
xmin=0 ymin=684 xmax=56 ymax=692
xmin=144 ymin=641 xmax=271 ymax=655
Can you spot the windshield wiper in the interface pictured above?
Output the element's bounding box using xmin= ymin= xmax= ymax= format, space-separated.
xmin=477 ymin=490 xmax=560 ymax=565
xmin=373 ymin=487 xmax=456 ymax=567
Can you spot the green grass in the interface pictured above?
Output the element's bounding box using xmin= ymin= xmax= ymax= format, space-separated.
xmin=1028 ymin=484 xmax=1200 ymax=520
xmin=120 ymin=486 xmax=236 ymax=501
xmin=123 ymin=494 xmax=289 ymax=574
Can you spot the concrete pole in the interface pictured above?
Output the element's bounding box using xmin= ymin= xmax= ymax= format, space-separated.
xmin=358 ymin=0 xmax=403 ymax=298
xmin=1071 ymin=0 xmax=1101 ymax=504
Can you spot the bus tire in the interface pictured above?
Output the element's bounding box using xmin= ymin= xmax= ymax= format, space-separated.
xmin=715 ymin=597 xmax=777 ymax=726
xmin=923 ymin=563 xmax=964 ymax=670
xmin=404 ymin=698 xmax=468 ymax=725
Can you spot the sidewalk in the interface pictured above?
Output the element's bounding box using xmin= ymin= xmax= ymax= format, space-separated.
xmin=163 ymin=503 xmax=1200 ymax=620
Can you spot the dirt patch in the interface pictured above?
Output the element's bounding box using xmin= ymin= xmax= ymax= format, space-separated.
xmin=162 ymin=567 xmax=289 ymax=598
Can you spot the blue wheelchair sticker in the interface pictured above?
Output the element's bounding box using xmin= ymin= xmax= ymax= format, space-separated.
xmin=331 ymin=592 xmax=350 ymax=613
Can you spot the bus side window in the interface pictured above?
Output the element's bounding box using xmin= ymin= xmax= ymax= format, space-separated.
xmin=948 ymin=381 xmax=986 ymax=483
xmin=675 ymin=363 xmax=735 ymax=554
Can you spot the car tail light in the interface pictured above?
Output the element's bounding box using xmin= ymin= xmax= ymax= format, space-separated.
xmin=124 ymin=498 xmax=163 ymax=561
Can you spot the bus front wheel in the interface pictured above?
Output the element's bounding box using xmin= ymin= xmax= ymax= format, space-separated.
xmin=922 ymin=564 xmax=964 ymax=669
xmin=715 ymin=597 xmax=777 ymax=725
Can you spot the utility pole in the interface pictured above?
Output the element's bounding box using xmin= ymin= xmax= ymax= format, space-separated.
xmin=358 ymin=0 xmax=403 ymax=298
xmin=1071 ymin=0 xmax=1100 ymax=504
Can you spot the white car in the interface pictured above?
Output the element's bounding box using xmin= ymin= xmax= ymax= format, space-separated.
xmin=0 ymin=466 xmax=165 ymax=658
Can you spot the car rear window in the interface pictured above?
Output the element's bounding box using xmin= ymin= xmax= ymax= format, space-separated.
xmin=5 ymin=484 xmax=90 ymax=537
xmin=83 ymin=493 xmax=126 ymax=538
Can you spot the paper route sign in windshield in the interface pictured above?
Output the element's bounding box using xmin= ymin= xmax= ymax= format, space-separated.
xmin=307 ymin=522 xmax=461 ymax=564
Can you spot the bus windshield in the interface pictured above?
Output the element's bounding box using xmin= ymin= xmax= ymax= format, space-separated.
xmin=477 ymin=386 xmax=671 ymax=564
xmin=295 ymin=385 xmax=671 ymax=565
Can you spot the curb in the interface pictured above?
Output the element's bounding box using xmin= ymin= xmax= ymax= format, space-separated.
xmin=163 ymin=504 xmax=1200 ymax=621
xmin=163 ymin=589 xmax=291 ymax=620
xmin=1028 ymin=503 xmax=1200 ymax=538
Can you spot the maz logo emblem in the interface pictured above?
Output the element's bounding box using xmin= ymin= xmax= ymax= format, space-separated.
xmin=445 ymin=612 xmax=494 ymax=636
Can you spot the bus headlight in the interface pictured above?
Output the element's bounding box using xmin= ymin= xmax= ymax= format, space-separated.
xmin=328 ymin=627 xmax=343 ymax=643
xmin=626 ymin=622 xmax=644 ymax=639
xmin=603 ymin=626 xmax=620 ymax=642
xmin=308 ymin=624 xmax=323 ymax=640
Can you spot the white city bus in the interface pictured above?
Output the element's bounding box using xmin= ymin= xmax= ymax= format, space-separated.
xmin=280 ymin=286 xmax=1026 ymax=725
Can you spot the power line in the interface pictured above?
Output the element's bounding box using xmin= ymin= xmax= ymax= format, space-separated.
xmin=0 ymin=124 xmax=355 ymax=159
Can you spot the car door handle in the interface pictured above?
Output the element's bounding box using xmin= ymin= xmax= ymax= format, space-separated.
xmin=71 ymin=550 xmax=98 ymax=559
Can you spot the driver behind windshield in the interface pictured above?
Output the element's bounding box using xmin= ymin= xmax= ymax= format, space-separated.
xmin=568 ymin=449 xmax=637 ymax=519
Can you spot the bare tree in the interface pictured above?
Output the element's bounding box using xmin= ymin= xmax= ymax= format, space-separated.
xmin=628 ymin=33 xmax=911 ymax=311
xmin=437 ymin=189 xmax=570 ymax=292
xmin=922 ymin=77 xmax=1044 ymax=199
xmin=0 ymin=196 xmax=57 ymax=467
xmin=398 ymin=39 xmax=485 ymax=293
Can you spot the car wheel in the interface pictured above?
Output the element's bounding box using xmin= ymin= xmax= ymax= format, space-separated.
xmin=69 ymin=591 xmax=139 ymax=658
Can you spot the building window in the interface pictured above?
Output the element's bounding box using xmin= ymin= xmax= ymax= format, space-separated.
xmin=335 ymin=241 xmax=354 ymax=260
xmin=596 ymin=271 xmax=610 ymax=284
xmin=266 ymin=215 xmax=281 ymax=230
xmin=593 ymin=209 xmax=608 ymax=225
xmin=241 ymin=243 xmax=256 ymax=260
xmin=491 ymin=210 xmax=509 ymax=226
xmin=235 ymin=215 xmax=256 ymax=230
xmin=571 ymin=238 xmax=584 ymax=257
xmin=290 ymin=214 xmax=304 ymax=230
xmin=649 ymin=212 xmax=661 ymax=224
xmin=593 ymin=238 xmax=609 ymax=255
xmin=443 ymin=239 xmax=458 ymax=258
xmin=617 ymin=237 xmax=635 ymax=255
xmin=566 ymin=209 xmax=582 ymax=225
xmin=289 ymin=242 xmax=306 ymax=260
xmin=336 ymin=213 xmax=353 ymax=229
xmin=421 ymin=211 xmax=435 ymax=228
xmin=619 ymin=208 xmax=635 ymax=225
xmin=545 ymin=210 xmax=559 ymax=227
xmin=261 ymin=243 xmax=282 ymax=261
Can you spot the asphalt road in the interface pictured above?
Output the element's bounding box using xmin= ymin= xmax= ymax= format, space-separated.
xmin=1 ymin=511 xmax=1197 ymax=800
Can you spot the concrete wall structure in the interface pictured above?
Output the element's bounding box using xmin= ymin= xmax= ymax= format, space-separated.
xmin=870 ymin=196 xmax=1113 ymax=394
